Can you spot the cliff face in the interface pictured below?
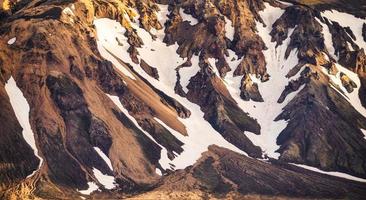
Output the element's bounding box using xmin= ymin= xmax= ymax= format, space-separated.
xmin=0 ymin=0 xmax=366 ymax=199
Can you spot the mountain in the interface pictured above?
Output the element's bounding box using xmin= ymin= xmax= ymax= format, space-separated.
xmin=0 ymin=0 xmax=366 ymax=199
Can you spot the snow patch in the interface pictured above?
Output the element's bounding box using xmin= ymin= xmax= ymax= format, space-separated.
xmin=154 ymin=117 xmax=244 ymax=169
xmin=292 ymin=163 xmax=366 ymax=183
xmin=362 ymin=129 xmax=366 ymax=140
xmin=7 ymin=37 xmax=16 ymax=45
xmin=92 ymin=168 xmax=115 ymax=190
xmin=93 ymin=147 xmax=113 ymax=171
xmin=78 ymin=182 xmax=98 ymax=195
xmin=224 ymin=16 xmax=235 ymax=41
xmin=5 ymin=77 xmax=44 ymax=178
xmin=155 ymin=168 xmax=162 ymax=176
xmin=179 ymin=9 xmax=198 ymax=26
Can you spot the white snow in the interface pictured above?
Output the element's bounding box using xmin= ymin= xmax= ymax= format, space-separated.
xmin=362 ymin=129 xmax=366 ymax=140
xmin=154 ymin=116 xmax=244 ymax=169
xmin=316 ymin=18 xmax=337 ymax=60
xmin=292 ymin=163 xmax=366 ymax=183
xmin=179 ymin=55 xmax=200 ymax=93
xmin=62 ymin=7 xmax=75 ymax=16
xmin=179 ymin=8 xmax=198 ymax=26
xmin=106 ymin=94 xmax=171 ymax=170
xmin=94 ymin=19 xmax=136 ymax=80
xmin=322 ymin=10 xmax=366 ymax=50
xmin=5 ymin=77 xmax=44 ymax=178
xmin=224 ymin=16 xmax=235 ymax=41
xmin=155 ymin=168 xmax=162 ymax=176
xmin=94 ymin=4 xmax=245 ymax=170
xmin=92 ymin=168 xmax=115 ymax=190
xmin=93 ymin=147 xmax=113 ymax=171
xmin=224 ymin=4 xmax=302 ymax=159
xmin=78 ymin=182 xmax=98 ymax=195
xmin=322 ymin=63 xmax=366 ymax=118
xmin=7 ymin=37 xmax=16 ymax=45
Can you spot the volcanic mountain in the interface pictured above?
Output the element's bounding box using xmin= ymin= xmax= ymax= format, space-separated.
xmin=0 ymin=0 xmax=366 ymax=199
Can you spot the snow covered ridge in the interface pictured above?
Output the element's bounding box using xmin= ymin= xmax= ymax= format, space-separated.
xmin=5 ymin=77 xmax=44 ymax=178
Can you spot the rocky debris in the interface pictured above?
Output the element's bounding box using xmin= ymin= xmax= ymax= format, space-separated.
xmin=140 ymin=59 xmax=159 ymax=80
xmin=130 ymin=145 xmax=366 ymax=200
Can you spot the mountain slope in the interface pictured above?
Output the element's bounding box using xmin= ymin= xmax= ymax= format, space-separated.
xmin=0 ymin=0 xmax=366 ymax=199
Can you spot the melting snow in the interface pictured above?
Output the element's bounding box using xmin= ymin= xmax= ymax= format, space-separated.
xmin=94 ymin=147 xmax=113 ymax=171
xmin=78 ymin=182 xmax=98 ymax=195
xmin=7 ymin=37 xmax=16 ymax=45
xmin=292 ymin=163 xmax=366 ymax=183
xmin=5 ymin=77 xmax=44 ymax=178
xmin=179 ymin=9 xmax=198 ymax=26
xmin=92 ymin=168 xmax=115 ymax=190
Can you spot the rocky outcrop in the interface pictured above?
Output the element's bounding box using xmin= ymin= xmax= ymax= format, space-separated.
xmin=271 ymin=5 xmax=329 ymax=64
xmin=140 ymin=59 xmax=159 ymax=80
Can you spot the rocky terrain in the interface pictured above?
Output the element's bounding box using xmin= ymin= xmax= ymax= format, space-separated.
xmin=0 ymin=0 xmax=365 ymax=199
